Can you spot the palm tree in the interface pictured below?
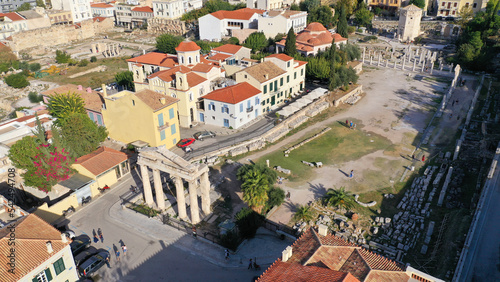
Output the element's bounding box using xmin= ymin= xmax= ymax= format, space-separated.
xmin=323 ymin=187 xmax=356 ymax=210
xmin=293 ymin=205 xmax=315 ymax=223
xmin=241 ymin=169 xmax=269 ymax=213
xmin=47 ymin=92 xmax=86 ymax=123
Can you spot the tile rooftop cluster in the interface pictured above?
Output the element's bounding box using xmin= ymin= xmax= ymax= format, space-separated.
xmin=75 ymin=146 xmax=128 ymax=176
xmin=209 ymin=8 xmax=265 ymax=20
xmin=201 ymin=82 xmax=260 ymax=104
xmin=277 ymin=22 xmax=347 ymax=52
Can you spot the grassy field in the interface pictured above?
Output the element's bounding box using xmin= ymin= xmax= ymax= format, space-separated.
xmin=255 ymin=121 xmax=393 ymax=182
xmin=36 ymin=57 xmax=129 ymax=88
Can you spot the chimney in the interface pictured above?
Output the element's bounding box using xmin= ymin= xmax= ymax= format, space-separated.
xmin=318 ymin=224 xmax=328 ymax=236
xmin=282 ymin=249 xmax=289 ymax=262
xmin=77 ymin=85 xmax=83 ymax=90
xmin=160 ymin=97 xmax=166 ymax=105
xmin=86 ymin=87 xmax=92 ymax=93
xmin=101 ymin=83 xmax=107 ymax=97
xmin=61 ymin=233 xmax=68 ymax=243
xmin=46 ymin=241 xmax=53 ymax=254
xmin=264 ymin=74 xmax=269 ymax=79
xmin=286 ymin=246 xmax=293 ymax=259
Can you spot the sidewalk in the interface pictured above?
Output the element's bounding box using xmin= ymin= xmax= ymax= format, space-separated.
xmin=108 ymin=199 xmax=291 ymax=269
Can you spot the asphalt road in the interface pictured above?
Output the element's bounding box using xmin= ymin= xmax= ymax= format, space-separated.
xmin=65 ymin=175 xmax=263 ymax=282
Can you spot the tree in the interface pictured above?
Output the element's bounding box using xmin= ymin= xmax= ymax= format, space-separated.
xmin=290 ymin=3 xmax=300 ymax=10
xmin=28 ymin=63 xmax=41 ymax=72
xmin=237 ymin=164 xmax=277 ymax=213
xmin=305 ymin=57 xmax=330 ymax=81
xmin=456 ymin=43 xmax=476 ymax=64
xmin=328 ymin=39 xmax=341 ymax=91
xmin=55 ymin=50 xmax=71 ymax=63
xmin=228 ymin=37 xmax=239 ymax=45
xmin=300 ymin=0 xmax=321 ymax=12
xmin=59 ymin=113 xmax=108 ymax=158
xmin=47 ymin=92 xmax=86 ymax=121
xmin=355 ymin=2 xmax=374 ymax=27
xmin=16 ymin=2 xmax=31 ymax=11
xmin=337 ymin=5 xmax=349 ymax=38
xmin=155 ymin=34 xmax=183 ymax=54
xmin=323 ymin=187 xmax=356 ymax=210
xmin=8 ymin=136 xmax=39 ymax=170
xmin=284 ymin=27 xmax=297 ymax=57
xmin=267 ymin=187 xmax=285 ymax=208
xmin=28 ymin=91 xmax=43 ymax=103
xmin=5 ymin=73 xmax=29 ymax=88
xmin=309 ymin=6 xmax=334 ymax=27
xmin=90 ymin=56 xmax=97 ymax=63
xmin=237 ymin=163 xmax=277 ymax=185
xmin=36 ymin=0 xmax=45 ymax=8
xmin=235 ymin=207 xmax=264 ymax=238
xmin=340 ymin=43 xmax=361 ymax=61
xmin=337 ymin=65 xmax=358 ymax=89
xmin=409 ymin=0 xmax=426 ymax=9
xmin=457 ymin=6 xmax=474 ymax=28
xmin=293 ymin=205 xmax=315 ymax=222
xmin=78 ymin=59 xmax=89 ymax=67
xmin=115 ymin=71 xmax=134 ymax=90
xmin=335 ymin=0 xmax=358 ymax=16
xmin=244 ymin=32 xmax=268 ymax=53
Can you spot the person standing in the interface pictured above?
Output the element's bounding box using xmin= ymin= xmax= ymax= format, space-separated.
xmin=98 ymin=228 xmax=103 ymax=243
xmin=93 ymin=234 xmax=99 ymax=243
xmin=422 ymin=155 xmax=425 ymax=162
xmin=122 ymin=245 xmax=127 ymax=256
xmin=350 ymin=170 xmax=354 ymax=178
xmin=346 ymin=120 xmax=349 ymax=127
xmin=115 ymin=250 xmax=120 ymax=261
xmin=248 ymin=259 xmax=253 ymax=269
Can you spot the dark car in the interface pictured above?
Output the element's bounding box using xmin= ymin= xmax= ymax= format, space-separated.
xmin=193 ymin=131 xmax=216 ymax=140
xmin=74 ymin=246 xmax=98 ymax=266
xmin=70 ymin=235 xmax=91 ymax=256
xmin=176 ymin=138 xmax=195 ymax=148
xmin=78 ymin=251 xmax=110 ymax=277
xmin=445 ymin=16 xmax=455 ymax=21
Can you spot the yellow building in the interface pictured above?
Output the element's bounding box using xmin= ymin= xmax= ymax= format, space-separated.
xmin=72 ymin=146 xmax=130 ymax=190
xmin=101 ymin=89 xmax=181 ymax=149
xmin=0 ymin=214 xmax=79 ymax=282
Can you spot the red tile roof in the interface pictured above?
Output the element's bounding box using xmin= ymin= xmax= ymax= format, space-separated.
xmin=208 ymin=53 xmax=232 ymax=62
xmin=0 ymin=12 xmax=25 ymax=21
xmin=257 ymin=260 xmax=360 ymax=282
xmin=74 ymin=147 xmax=128 ymax=176
xmin=202 ymin=82 xmax=260 ymax=104
xmin=212 ymin=44 xmax=243 ymax=54
xmin=132 ymin=6 xmax=153 ymax=12
xmin=93 ymin=16 xmax=107 ymax=22
xmin=191 ymin=63 xmax=215 ymax=73
xmin=90 ymin=3 xmax=113 ymax=8
xmin=266 ymin=53 xmax=293 ymax=61
xmin=127 ymin=52 xmax=178 ymax=67
xmin=0 ymin=214 xmax=70 ymax=282
xmin=305 ymin=22 xmax=327 ymax=32
xmin=209 ymin=8 xmax=265 ymax=20
xmin=295 ymin=60 xmax=307 ymax=68
xmin=148 ymin=66 xmax=191 ymax=82
xmin=41 ymin=84 xmax=105 ymax=113
xmin=134 ymin=89 xmax=179 ymax=111
xmin=186 ymin=72 xmax=207 ymax=87
xmin=175 ymin=41 xmax=201 ymax=52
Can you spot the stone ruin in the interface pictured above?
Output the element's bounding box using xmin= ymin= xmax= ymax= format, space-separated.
xmin=147 ymin=18 xmax=188 ymax=36
xmin=90 ymin=42 xmax=121 ymax=58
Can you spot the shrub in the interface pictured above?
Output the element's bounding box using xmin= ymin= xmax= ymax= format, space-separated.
xmin=78 ymin=59 xmax=89 ymax=67
xmin=218 ymin=230 xmax=240 ymax=251
xmin=28 ymin=63 xmax=41 ymax=72
xmin=363 ymin=35 xmax=377 ymax=42
xmin=90 ymin=56 xmax=97 ymax=63
xmin=5 ymin=73 xmax=29 ymax=88
xmin=28 ymin=91 xmax=43 ymax=103
xmin=55 ymin=50 xmax=71 ymax=63
xmin=235 ymin=207 xmax=264 ymax=239
xmin=267 ymin=186 xmax=285 ymax=208
xmin=347 ymin=26 xmax=356 ymax=34
xmin=68 ymin=59 xmax=78 ymax=66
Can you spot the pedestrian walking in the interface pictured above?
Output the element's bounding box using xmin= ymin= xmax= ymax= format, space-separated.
xmin=98 ymin=228 xmax=103 ymax=243
xmin=349 ymin=170 xmax=354 ymax=178
xmin=350 ymin=121 xmax=353 ymax=129
xmin=225 ymin=249 xmax=229 ymax=260
xmin=192 ymin=226 xmax=197 ymax=238
xmin=411 ymin=154 xmax=415 ymax=160
xmin=115 ymin=250 xmax=120 ymax=261
xmin=93 ymin=234 xmax=99 ymax=243
xmin=122 ymin=245 xmax=127 ymax=256
xmin=248 ymin=259 xmax=253 ymax=269
xmin=421 ymin=155 xmax=425 ymax=162
xmin=353 ymin=123 xmax=357 ymax=130
xmin=286 ymin=191 xmax=291 ymax=200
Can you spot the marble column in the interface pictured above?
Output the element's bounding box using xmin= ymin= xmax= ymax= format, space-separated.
xmin=430 ymin=60 xmax=434 ymax=75
xmin=422 ymin=60 xmax=426 ymax=72
xmin=413 ymin=59 xmax=416 ymax=71
xmin=378 ymin=55 xmax=381 ymax=66
xmin=415 ymin=48 xmax=419 ymax=56
xmin=200 ymin=172 xmax=211 ymax=215
xmin=394 ymin=60 xmax=397 ymax=69
xmin=449 ymin=63 xmax=453 ymax=73
xmin=402 ymin=56 xmax=406 ymax=70
xmin=153 ymin=169 xmax=165 ymax=210
xmin=362 ymin=47 xmax=366 ymax=63
xmin=140 ymin=165 xmax=154 ymax=206
xmin=385 ymin=59 xmax=389 ymax=67
xmin=175 ymin=177 xmax=187 ymax=219
xmin=439 ymin=60 xmax=443 ymax=71
xmin=370 ymin=56 xmax=373 ymax=65
xmin=189 ymin=180 xmax=200 ymax=224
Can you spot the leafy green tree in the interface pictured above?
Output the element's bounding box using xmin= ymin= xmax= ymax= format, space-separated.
xmin=355 ymin=2 xmax=374 ymax=27
xmin=47 ymin=92 xmax=86 ymax=121
xmin=55 ymin=50 xmax=71 ymax=63
xmin=335 ymin=0 xmax=358 ymax=16
xmin=244 ymin=32 xmax=268 ymax=53
xmin=293 ymin=205 xmax=315 ymax=222
xmin=28 ymin=63 xmax=41 ymax=72
xmin=5 ymin=73 xmax=29 ymax=88
xmin=457 ymin=6 xmax=474 ymax=28
xmin=235 ymin=207 xmax=264 ymax=238
xmin=305 ymin=57 xmax=330 ymax=80
xmin=28 ymin=91 xmax=43 ymax=103
xmin=290 ymin=3 xmax=300 ymax=10
xmin=237 ymin=163 xmax=277 ymax=184
xmin=228 ymin=37 xmax=239 ymax=45
xmin=300 ymin=0 xmax=320 ymax=12
xmin=16 ymin=2 xmax=32 ymax=11
xmin=78 ymin=59 xmax=89 ymax=67
xmin=115 ymin=70 xmax=134 ymax=90
xmin=409 ymin=0 xmax=426 ymax=9
xmin=337 ymin=65 xmax=358 ymax=89
xmin=284 ymin=27 xmax=297 ymax=57
xmin=309 ymin=6 xmax=334 ymax=27
xmin=456 ymin=43 xmax=476 ymax=63
xmin=337 ymin=5 xmax=348 ymax=38
xmin=323 ymin=187 xmax=356 ymax=210
xmin=267 ymin=187 xmax=285 ymax=208
xmin=155 ymin=34 xmax=184 ymax=54
xmin=59 ymin=113 xmax=108 ymax=158
xmin=36 ymin=0 xmax=45 ymax=8
xmin=340 ymin=43 xmax=361 ymax=61
xmin=90 ymin=56 xmax=97 ymax=63
xmin=328 ymin=39 xmax=341 ymax=91
xmin=8 ymin=136 xmax=39 ymax=170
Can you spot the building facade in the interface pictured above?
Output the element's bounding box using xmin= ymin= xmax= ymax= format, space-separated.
xmin=152 ymin=0 xmax=202 ymax=19
xmin=235 ymin=53 xmax=306 ymax=113
xmin=437 ymin=0 xmax=487 ymax=17
xmin=201 ymin=82 xmax=262 ymax=129
xmin=198 ymin=8 xmax=265 ymax=41
xmin=131 ymin=6 xmax=153 ymax=27
xmin=45 ymin=9 xmax=73 ymax=24
xmin=0 ymin=0 xmax=35 ymax=13
xmin=51 ymin=0 xmax=92 ymax=23
xmin=90 ymin=2 xmax=115 ymax=18
xmin=258 ymin=10 xmax=308 ymax=38
xmin=398 ymin=4 xmax=422 ymax=42
xmin=247 ymin=0 xmax=283 ymax=10
xmin=0 ymin=12 xmax=28 ymax=40
xmin=101 ymin=89 xmax=182 ymax=148
xmin=115 ymin=3 xmax=135 ymax=28
xmin=207 ymin=44 xmax=252 ymax=66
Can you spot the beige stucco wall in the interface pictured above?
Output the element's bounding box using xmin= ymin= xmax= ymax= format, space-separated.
xmin=34 ymin=193 xmax=79 ymax=224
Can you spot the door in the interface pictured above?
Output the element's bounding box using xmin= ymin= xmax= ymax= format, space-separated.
xmin=271 ymin=96 xmax=275 ymax=106
xmin=223 ymin=119 xmax=229 ymax=127
xmin=190 ymin=108 xmax=194 ymax=122
xmin=199 ymin=113 xmax=204 ymax=122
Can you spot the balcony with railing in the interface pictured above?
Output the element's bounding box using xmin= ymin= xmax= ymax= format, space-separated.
xmin=246 ymin=106 xmax=253 ymax=113
xmin=157 ymin=122 xmax=170 ymax=131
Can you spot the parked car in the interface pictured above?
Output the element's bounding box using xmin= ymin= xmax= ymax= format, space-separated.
xmin=421 ymin=16 xmax=433 ymax=21
xmin=193 ymin=131 xmax=216 ymax=140
xmin=70 ymin=235 xmax=91 ymax=256
xmin=78 ymin=251 xmax=110 ymax=277
xmin=74 ymin=246 xmax=98 ymax=266
xmin=176 ymin=138 xmax=195 ymax=148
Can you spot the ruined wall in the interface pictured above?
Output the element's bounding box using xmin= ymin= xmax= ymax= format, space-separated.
xmin=147 ymin=17 xmax=187 ymax=36
xmin=372 ymin=20 xmax=440 ymax=33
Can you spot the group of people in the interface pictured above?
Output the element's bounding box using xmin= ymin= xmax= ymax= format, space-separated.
xmin=93 ymin=228 xmax=127 ymax=267
xmin=346 ymin=120 xmax=357 ymax=130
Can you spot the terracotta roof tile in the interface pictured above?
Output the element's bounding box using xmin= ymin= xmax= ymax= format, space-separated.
xmin=0 ymin=214 xmax=70 ymax=282
xmin=357 ymin=248 xmax=406 ymax=271
xmin=238 ymin=61 xmax=286 ymax=83
xmin=148 ymin=66 xmax=191 ymax=82
xmin=191 ymin=63 xmax=215 ymax=73
xmin=93 ymin=16 xmax=107 ymax=22
xmin=212 ymin=44 xmax=243 ymax=54
xmin=207 ymin=53 xmax=232 ymax=62
xmin=305 ymin=22 xmax=327 ymax=32
xmin=186 ymin=72 xmax=207 ymax=87
xmin=209 ymin=8 xmax=265 ymax=20
xmin=90 ymin=3 xmax=113 ymax=8
xmin=266 ymin=53 xmax=293 ymax=61
xmin=295 ymin=60 xmax=307 ymax=68
xmin=134 ymin=89 xmax=179 ymax=112
xmin=127 ymin=52 xmax=178 ymax=67
xmin=287 ymin=229 xmax=322 ymax=265
xmin=132 ymin=6 xmax=153 ymax=12
xmin=338 ymin=249 xmax=371 ymax=281
xmin=74 ymin=146 xmax=128 ymax=176
xmin=41 ymin=84 xmax=104 ymax=113
xmin=175 ymin=41 xmax=201 ymax=52
xmin=257 ymin=260 xmax=359 ymax=282
xmin=0 ymin=12 xmax=25 ymax=21
xmin=306 ymin=246 xmax=357 ymax=270
xmin=201 ymin=82 xmax=260 ymax=104
xmin=364 ymin=270 xmax=411 ymax=282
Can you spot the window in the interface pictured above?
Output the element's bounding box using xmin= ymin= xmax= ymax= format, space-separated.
xmin=269 ymin=82 xmax=273 ymax=91
xmin=171 ymin=124 xmax=176 ymax=135
xmin=88 ymin=112 xmax=94 ymax=122
xmin=442 ymin=2 xmax=445 ymax=5
xmin=454 ymin=2 xmax=457 ymax=7
xmin=169 ymin=108 xmax=174 ymax=119
xmin=287 ymin=75 xmax=289 ymax=83
xmin=287 ymin=61 xmax=290 ymax=68
xmin=301 ymin=69 xmax=304 ymax=76
xmin=294 ymin=72 xmax=297 ymax=79
xmin=473 ymin=2 xmax=477 ymax=7
xmin=255 ymin=97 xmax=259 ymax=105
xmin=240 ymin=103 xmax=243 ymax=112
xmin=189 ymin=93 xmax=193 ymax=101
xmin=173 ymin=138 xmax=177 ymax=145
xmin=188 ymin=57 xmax=192 ymax=64
xmin=263 ymin=85 xmax=267 ymax=94
xmin=158 ymin=113 xmax=164 ymax=126
xmin=280 ymin=77 xmax=283 ymax=86
xmin=53 ymin=258 xmax=65 ymax=275
xmin=160 ymin=130 xmax=166 ymax=140
xmin=34 ymin=268 xmax=52 ymax=282
xmin=96 ymin=115 xmax=103 ymax=126
xmin=247 ymin=100 xmax=251 ymax=107
xmin=132 ymin=100 xmax=135 ymax=106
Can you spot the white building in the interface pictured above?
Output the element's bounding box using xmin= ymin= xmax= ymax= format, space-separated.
xmin=152 ymin=0 xmax=202 ymax=19
xmin=198 ymin=7 xmax=265 ymax=41
xmin=0 ymin=113 xmax=54 ymax=145
xmin=201 ymin=82 xmax=262 ymax=129
xmin=258 ymin=10 xmax=307 ymax=38
xmin=131 ymin=6 xmax=153 ymax=27
xmin=0 ymin=12 xmax=28 ymax=40
xmin=51 ymin=0 xmax=92 ymax=23
xmin=90 ymin=2 xmax=115 ymax=18
xmin=206 ymin=44 xmax=252 ymax=66
xmin=247 ymin=0 xmax=283 ymax=10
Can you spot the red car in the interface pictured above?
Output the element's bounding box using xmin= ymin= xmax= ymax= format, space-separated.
xmin=176 ymin=138 xmax=195 ymax=148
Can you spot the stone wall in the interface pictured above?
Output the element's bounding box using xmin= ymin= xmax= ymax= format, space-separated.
xmin=147 ymin=18 xmax=187 ymax=36
xmin=372 ymin=20 xmax=440 ymax=33
xmin=9 ymin=18 xmax=114 ymax=54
